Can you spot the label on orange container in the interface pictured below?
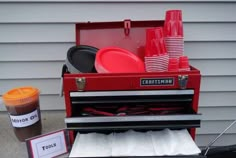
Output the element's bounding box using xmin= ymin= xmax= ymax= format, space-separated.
xmin=9 ymin=109 xmax=40 ymax=128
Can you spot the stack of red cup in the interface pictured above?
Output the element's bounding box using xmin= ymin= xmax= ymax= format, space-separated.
xmin=179 ymin=56 xmax=190 ymax=71
xmin=145 ymin=27 xmax=169 ymax=72
xmin=168 ymin=58 xmax=179 ymax=72
xmin=164 ymin=10 xmax=184 ymax=59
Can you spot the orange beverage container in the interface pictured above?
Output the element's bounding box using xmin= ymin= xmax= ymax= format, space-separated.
xmin=2 ymin=87 xmax=42 ymax=141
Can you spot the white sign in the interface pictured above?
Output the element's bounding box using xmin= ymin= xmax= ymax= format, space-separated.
xmin=9 ymin=109 xmax=40 ymax=128
xmin=26 ymin=130 xmax=68 ymax=158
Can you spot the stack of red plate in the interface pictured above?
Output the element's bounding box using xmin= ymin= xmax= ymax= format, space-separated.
xmin=95 ymin=47 xmax=145 ymax=73
xmin=145 ymin=27 xmax=169 ymax=72
xmin=164 ymin=10 xmax=184 ymax=59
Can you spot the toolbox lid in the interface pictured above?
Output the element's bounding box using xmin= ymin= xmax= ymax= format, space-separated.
xmin=76 ymin=20 xmax=164 ymax=61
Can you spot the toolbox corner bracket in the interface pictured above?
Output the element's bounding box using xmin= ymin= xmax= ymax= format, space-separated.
xmin=76 ymin=77 xmax=86 ymax=91
xmin=178 ymin=75 xmax=188 ymax=89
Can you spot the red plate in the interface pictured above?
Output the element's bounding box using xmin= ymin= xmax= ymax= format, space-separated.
xmin=95 ymin=47 xmax=145 ymax=73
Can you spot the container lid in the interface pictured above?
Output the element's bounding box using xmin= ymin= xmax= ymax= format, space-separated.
xmin=75 ymin=20 xmax=165 ymax=61
xmin=95 ymin=47 xmax=145 ymax=73
xmin=66 ymin=45 xmax=98 ymax=73
xmin=2 ymin=87 xmax=39 ymax=106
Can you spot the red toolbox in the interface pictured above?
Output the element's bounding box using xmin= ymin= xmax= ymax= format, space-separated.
xmin=62 ymin=20 xmax=202 ymax=157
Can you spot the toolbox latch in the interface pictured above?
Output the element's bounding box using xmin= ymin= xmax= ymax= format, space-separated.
xmin=76 ymin=77 xmax=86 ymax=91
xmin=178 ymin=75 xmax=188 ymax=89
xmin=124 ymin=19 xmax=131 ymax=36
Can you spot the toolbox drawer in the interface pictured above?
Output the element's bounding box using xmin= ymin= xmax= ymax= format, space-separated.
xmin=65 ymin=114 xmax=201 ymax=132
xmin=65 ymin=89 xmax=201 ymax=131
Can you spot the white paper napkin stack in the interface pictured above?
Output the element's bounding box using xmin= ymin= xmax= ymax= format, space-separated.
xmin=69 ymin=129 xmax=201 ymax=157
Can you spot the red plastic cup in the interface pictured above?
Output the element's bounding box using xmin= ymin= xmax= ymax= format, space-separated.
xmin=145 ymin=47 xmax=153 ymax=57
xmin=145 ymin=27 xmax=169 ymax=72
xmin=146 ymin=28 xmax=156 ymax=44
xmin=144 ymin=55 xmax=169 ymax=72
xmin=144 ymin=56 xmax=158 ymax=72
xmin=155 ymin=27 xmax=164 ymax=39
xmin=179 ymin=56 xmax=190 ymax=71
xmin=153 ymin=39 xmax=167 ymax=55
xmin=146 ymin=27 xmax=168 ymax=57
xmin=146 ymin=28 xmax=157 ymax=57
xmin=179 ymin=56 xmax=188 ymax=63
xmin=178 ymin=20 xmax=184 ymax=37
xmin=164 ymin=21 xmax=171 ymax=37
xmin=168 ymin=58 xmax=179 ymax=72
xmin=164 ymin=10 xmax=183 ymax=37
xmin=146 ymin=28 xmax=156 ymax=40
xmin=164 ymin=21 xmax=183 ymax=37
xmin=165 ymin=10 xmax=182 ymax=22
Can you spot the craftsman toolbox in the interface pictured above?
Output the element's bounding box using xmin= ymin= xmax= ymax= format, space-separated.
xmin=62 ymin=20 xmax=203 ymax=157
